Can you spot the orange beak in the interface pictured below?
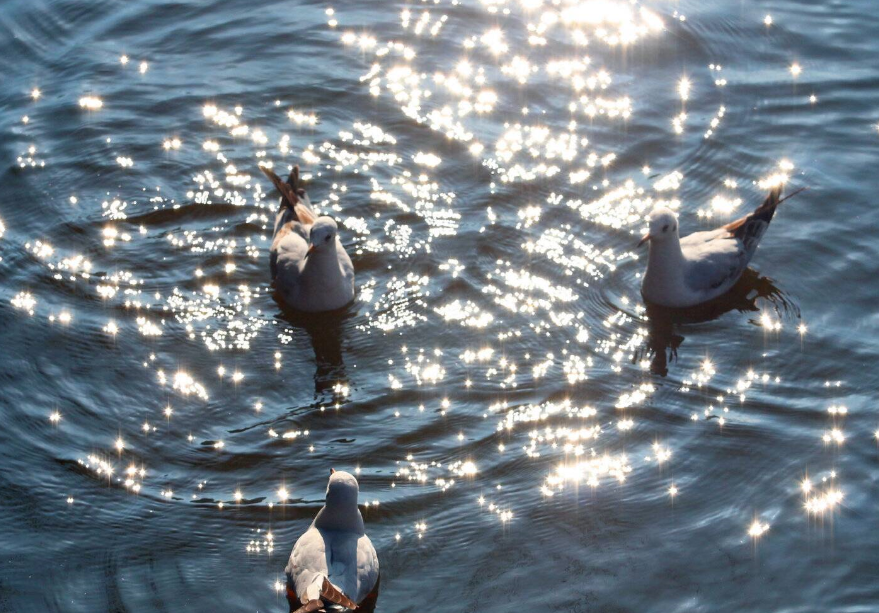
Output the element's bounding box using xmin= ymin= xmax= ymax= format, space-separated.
xmin=305 ymin=244 xmax=316 ymax=258
xmin=638 ymin=233 xmax=651 ymax=248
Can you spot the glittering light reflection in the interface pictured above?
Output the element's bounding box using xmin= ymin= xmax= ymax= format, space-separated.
xmin=2 ymin=0 xmax=857 ymax=578
xmin=78 ymin=96 xmax=103 ymax=110
xmin=748 ymin=520 xmax=769 ymax=538
xmin=677 ymin=77 xmax=691 ymax=101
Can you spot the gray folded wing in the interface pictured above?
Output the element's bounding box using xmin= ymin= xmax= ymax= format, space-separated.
xmin=681 ymin=229 xmax=749 ymax=293
xmin=271 ymin=220 xmax=309 ymax=282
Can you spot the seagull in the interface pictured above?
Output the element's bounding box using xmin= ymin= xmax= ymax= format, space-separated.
xmin=639 ymin=186 xmax=799 ymax=308
xmin=261 ymin=165 xmax=355 ymax=312
xmin=285 ymin=469 xmax=380 ymax=613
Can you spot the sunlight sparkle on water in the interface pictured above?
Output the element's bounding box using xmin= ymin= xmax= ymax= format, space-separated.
xmin=748 ymin=520 xmax=769 ymax=538
xmin=678 ymin=77 xmax=691 ymax=101
xmin=11 ymin=292 xmax=37 ymax=315
xmin=823 ymin=428 xmax=845 ymax=444
xmin=79 ymin=96 xmax=103 ymax=110
xmin=3 ymin=0 xmax=863 ymax=591
xmin=805 ymin=489 xmax=843 ymax=515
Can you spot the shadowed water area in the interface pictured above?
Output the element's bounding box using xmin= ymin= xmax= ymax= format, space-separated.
xmin=1 ymin=0 xmax=878 ymax=610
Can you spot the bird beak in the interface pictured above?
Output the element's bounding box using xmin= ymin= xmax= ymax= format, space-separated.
xmin=638 ymin=233 xmax=651 ymax=248
xmin=330 ymin=468 xmax=335 ymax=475
xmin=304 ymin=244 xmax=316 ymax=258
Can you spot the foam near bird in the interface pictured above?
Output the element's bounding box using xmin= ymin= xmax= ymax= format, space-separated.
xmin=640 ymin=186 xmax=795 ymax=308
xmin=261 ymin=165 xmax=355 ymax=312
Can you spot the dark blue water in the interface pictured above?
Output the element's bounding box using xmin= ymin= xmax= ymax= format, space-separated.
xmin=1 ymin=0 xmax=878 ymax=610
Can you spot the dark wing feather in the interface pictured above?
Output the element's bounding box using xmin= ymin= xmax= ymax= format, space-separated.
xmin=292 ymin=600 xmax=324 ymax=613
xmin=321 ymin=578 xmax=358 ymax=610
xmin=260 ymin=165 xmax=301 ymax=213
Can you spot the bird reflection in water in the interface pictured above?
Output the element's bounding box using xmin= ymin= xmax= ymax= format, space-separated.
xmin=639 ymin=268 xmax=799 ymax=376
xmin=276 ymin=302 xmax=355 ymax=397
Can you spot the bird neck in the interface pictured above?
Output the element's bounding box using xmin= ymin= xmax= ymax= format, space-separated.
xmin=643 ymin=235 xmax=686 ymax=294
xmin=303 ymin=242 xmax=341 ymax=276
xmin=312 ymin=501 xmax=365 ymax=534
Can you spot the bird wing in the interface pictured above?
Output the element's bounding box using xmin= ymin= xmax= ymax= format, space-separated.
xmin=270 ymin=222 xmax=309 ymax=282
xmin=336 ymin=238 xmax=355 ymax=290
xmin=323 ymin=531 xmax=375 ymax=606
xmin=287 ymin=528 xmax=329 ymax=603
xmin=681 ymin=186 xmax=784 ymax=294
xmin=354 ymin=534 xmax=380 ymax=604
xmin=681 ymin=229 xmax=748 ymax=293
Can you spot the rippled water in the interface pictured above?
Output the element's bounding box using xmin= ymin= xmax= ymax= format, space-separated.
xmin=2 ymin=0 xmax=878 ymax=610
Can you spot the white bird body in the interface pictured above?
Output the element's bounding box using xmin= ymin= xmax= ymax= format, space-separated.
xmin=286 ymin=471 xmax=379 ymax=613
xmin=641 ymin=187 xmax=784 ymax=308
xmin=262 ymin=166 xmax=355 ymax=312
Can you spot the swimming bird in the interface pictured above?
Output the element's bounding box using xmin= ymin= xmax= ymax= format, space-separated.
xmin=261 ymin=165 xmax=355 ymax=312
xmin=285 ymin=469 xmax=380 ymax=613
xmin=639 ymin=185 xmax=797 ymax=308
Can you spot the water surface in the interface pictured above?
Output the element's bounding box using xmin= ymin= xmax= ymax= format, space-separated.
xmin=1 ymin=0 xmax=878 ymax=610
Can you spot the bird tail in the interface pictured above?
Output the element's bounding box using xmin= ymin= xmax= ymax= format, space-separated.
xmin=724 ymin=184 xmax=804 ymax=246
xmin=724 ymin=184 xmax=807 ymax=240
xmin=751 ymin=184 xmax=782 ymax=224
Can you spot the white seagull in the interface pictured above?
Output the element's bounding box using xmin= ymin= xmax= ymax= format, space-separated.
xmin=261 ymin=165 xmax=355 ymax=312
xmin=640 ymin=186 xmax=799 ymax=308
xmin=285 ymin=469 xmax=380 ymax=613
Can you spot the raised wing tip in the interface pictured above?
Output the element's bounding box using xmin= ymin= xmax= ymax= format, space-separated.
xmin=288 ymin=165 xmax=301 ymax=190
xmin=259 ymin=164 xmax=300 ymax=209
xmin=258 ymin=163 xmax=275 ymax=180
xmin=776 ymin=185 xmax=808 ymax=205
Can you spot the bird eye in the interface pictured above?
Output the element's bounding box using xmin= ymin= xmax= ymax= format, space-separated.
xmin=662 ymin=224 xmax=669 ymax=232
xmin=325 ymin=235 xmax=331 ymax=243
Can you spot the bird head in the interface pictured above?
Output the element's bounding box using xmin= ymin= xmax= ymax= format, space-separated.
xmin=325 ymin=469 xmax=359 ymax=508
xmin=306 ymin=217 xmax=339 ymax=257
xmin=639 ymin=207 xmax=679 ymax=247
